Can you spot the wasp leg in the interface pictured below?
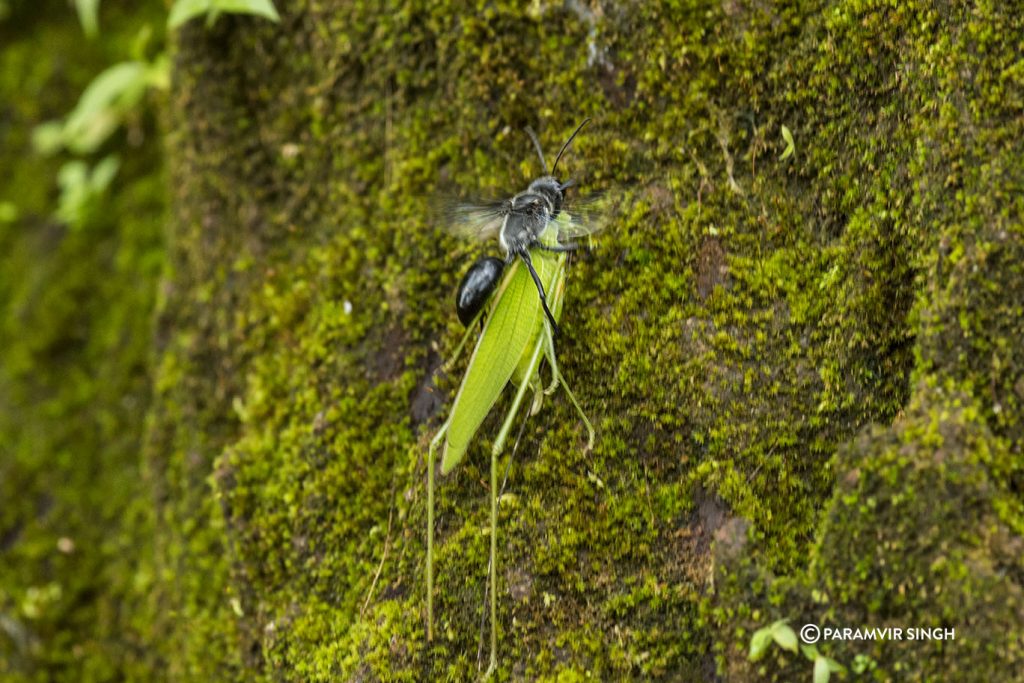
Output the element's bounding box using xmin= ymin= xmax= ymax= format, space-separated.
xmin=518 ymin=250 xmax=561 ymax=337
xmin=535 ymin=242 xmax=580 ymax=253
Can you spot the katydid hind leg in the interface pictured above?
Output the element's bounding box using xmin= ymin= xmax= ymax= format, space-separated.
xmin=542 ymin=320 xmax=560 ymax=395
xmin=536 ymin=241 xmax=580 ymax=254
xmin=530 ymin=382 xmax=544 ymax=416
xmin=492 ymin=337 xmax=545 ymax=457
xmin=477 ymin=400 xmax=531 ymax=673
xmin=542 ymin=261 xmax=567 ymax=396
xmin=560 ymin=372 xmax=595 ymax=451
xmin=541 ymin=322 xmax=595 ymax=450
xmin=481 ymin=336 xmax=545 ymax=673
xmin=426 ymin=420 xmax=449 ymax=643
xmin=488 ymin=433 xmax=498 ymax=676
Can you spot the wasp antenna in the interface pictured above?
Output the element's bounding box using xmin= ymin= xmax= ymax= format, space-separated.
xmin=551 ymin=118 xmax=591 ymax=176
xmin=523 ymin=126 xmax=548 ymax=174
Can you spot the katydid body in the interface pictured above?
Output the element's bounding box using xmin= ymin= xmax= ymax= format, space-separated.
xmin=426 ymin=120 xmax=601 ymax=678
xmin=427 ymin=220 xmax=593 ymax=677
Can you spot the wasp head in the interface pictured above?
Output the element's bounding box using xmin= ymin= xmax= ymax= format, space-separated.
xmin=526 ymin=175 xmax=573 ymax=217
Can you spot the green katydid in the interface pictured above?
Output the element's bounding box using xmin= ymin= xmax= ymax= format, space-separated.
xmin=426 ymin=121 xmax=600 ymax=677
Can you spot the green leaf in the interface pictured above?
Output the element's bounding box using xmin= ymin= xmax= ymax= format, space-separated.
xmin=748 ymin=626 xmax=773 ymax=662
xmin=74 ymin=0 xmax=100 ymax=37
xmin=55 ymin=156 xmax=120 ymax=229
xmin=813 ymin=656 xmax=831 ymax=683
xmin=779 ymin=124 xmax=795 ymax=160
xmin=57 ymin=160 xmax=89 ymax=191
xmin=56 ymin=161 xmax=89 ymax=226
xmin=168 ymin=0 xmax=209 ymax=29
xmin=32 ymin=121 xmax=66 ymax=156
xmin=63 ymin=61 xmax=150 ymax=154
xmin=146 ymin=54 xmax=172 ymax=91
xmin=169 ymin=0 xmax=279 ymax=29
xmin=851 ymin=653 xmax=874 ymax=674
xmin=35 ymin=57 xmax=165 ymax=157
xmin=129 ymin=24 xmax=154 ymax=61
xmin=213 ymin=0 xmax=280 ymax=22
xmin=73 ymin=0 xmax=100 ymax=37
xmin=772 ymin=623 xmax=799 ymax=653
xmin=89 ymin=155 xmax=120 ymax=193
xmin=0 ymin=201 xmax=18 ymax=223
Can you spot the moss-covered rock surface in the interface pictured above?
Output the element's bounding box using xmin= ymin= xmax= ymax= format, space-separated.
xmin=4 ymin=0 xmax=1023 ymax=681
xmin=159 ymin=1 xmax=1023 ymax=680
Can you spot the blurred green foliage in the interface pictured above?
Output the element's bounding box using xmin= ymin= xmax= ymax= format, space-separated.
xmin=31 ymin=51 xmax=168 ymax=229
xmin=33 ymin=58 xmax=169 ymax=157
xmin=0 ymin=1 xmax=166 ymax=680
xmin=72 ymin=0 xmax=100 ymax=38
xmin=53 ymin=156 xmax=120 ymax=228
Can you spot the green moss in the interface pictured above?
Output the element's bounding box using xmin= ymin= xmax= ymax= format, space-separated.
xmin=144 ymin=0 xmax=1024 ymax=679
xmin=710 ymin=388 xmax=1023 ymax=681
xmin=706 ymin=1 xmax=1024 ymax=680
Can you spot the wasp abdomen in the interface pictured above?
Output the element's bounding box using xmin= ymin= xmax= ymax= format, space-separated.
xmin=456 ymin=257 xmax=505 ymax=327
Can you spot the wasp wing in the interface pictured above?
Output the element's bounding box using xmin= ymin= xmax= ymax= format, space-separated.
xmin=555 ymin=192 xmax=615 ymax=242
xmin=437 ymin=198 xmax=510 ymax=243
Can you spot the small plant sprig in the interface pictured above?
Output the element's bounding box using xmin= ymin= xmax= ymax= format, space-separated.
xmin=779 ymin=124 xmax=795 ymax=161
xmin=748 ymin=619 xmax=846 ymax=683
xmin=168 ymin=0 xmax=280 ymax=30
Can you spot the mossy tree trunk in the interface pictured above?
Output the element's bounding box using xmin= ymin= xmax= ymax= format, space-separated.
xmin=156 ymin=1 xmax=1023 ymax=680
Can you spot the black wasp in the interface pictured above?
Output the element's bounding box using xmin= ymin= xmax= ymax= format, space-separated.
xmin=449 ymin=118 xmax=606 ymax=336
